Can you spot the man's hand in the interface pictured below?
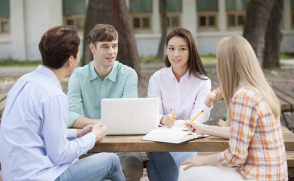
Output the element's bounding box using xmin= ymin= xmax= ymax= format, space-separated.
xmin=181 ymin=156 xmax=206 ymax=170
xmin=161 ymin=114 xmax=177 ymax=128
xmin=77 ymin=125 xmax=93 ymax=138
xmin=92 ymin=122 xmax=107 ymax=142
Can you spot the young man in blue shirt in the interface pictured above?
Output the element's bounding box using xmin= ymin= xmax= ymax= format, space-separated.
xmin=67 ymin=24 xmax=143 ymax=181
xmin=0 ymin=25 xmax=125 ymax=181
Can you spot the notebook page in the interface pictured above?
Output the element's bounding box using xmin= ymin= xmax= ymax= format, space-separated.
xmin=143 ymin=129 xmax=189 ymax=141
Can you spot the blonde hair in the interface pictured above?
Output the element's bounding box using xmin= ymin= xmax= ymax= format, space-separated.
xmin=217 ymin=35 xmax=280 ymax=126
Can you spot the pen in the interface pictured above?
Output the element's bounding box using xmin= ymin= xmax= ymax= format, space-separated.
xmin=185 ymin=110 xmax=204 ymax=127
xmin=171 ymin=109 xmax=175 ymax=119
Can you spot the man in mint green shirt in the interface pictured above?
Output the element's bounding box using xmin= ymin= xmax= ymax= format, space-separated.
xmin=67 ymin=24 xmax=142 ymax=181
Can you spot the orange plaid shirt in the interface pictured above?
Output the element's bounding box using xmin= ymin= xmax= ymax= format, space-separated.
xmin=218 ymin=86 xmax=288 ymax=181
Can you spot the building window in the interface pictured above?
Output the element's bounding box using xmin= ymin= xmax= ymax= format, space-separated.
xmin=226 ymin=0 xmax=246 ymax=28
xmin=130 ymin=0 xmax=152 ymax=30
xmin=166 ymin=0 xmax=182 ymax=29
xmin=63 ymin=0 xmax=86 ymax=31
xmin=292 ymin=0 xmax=294 ymax=28
xmin=197 ymin=0 xmax=218 ymax=29
xmin=0 ymin=0 xmax=10 ymax=34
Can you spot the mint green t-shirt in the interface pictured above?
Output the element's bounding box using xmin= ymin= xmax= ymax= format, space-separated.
xmin=67 ymin=61 xmax=138 ymax=127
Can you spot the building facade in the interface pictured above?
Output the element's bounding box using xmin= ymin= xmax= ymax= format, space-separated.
xmin=0 ymin=0 xmax=294 ymax=61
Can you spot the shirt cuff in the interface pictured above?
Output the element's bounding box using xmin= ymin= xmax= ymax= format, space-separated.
xmin=81 ymin=132 xmax=96 ymax=153
xmin=68 ymin=112 xmax=82 ymax=128
xmin=67 ymin=129 xmax=77 ymax=140
xmin=90 ymin=132 xmax=96 ymax=141
xmin=158 ymin=114 xmax=164 ymax=127
xmin=218 ymin=151 xmax=230 ymax=167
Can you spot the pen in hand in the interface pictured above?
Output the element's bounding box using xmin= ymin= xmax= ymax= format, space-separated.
xmin=171 ymin=109 xmax=175 ymax=119
xmin=185 ymin=110 xmax=204 ymax=127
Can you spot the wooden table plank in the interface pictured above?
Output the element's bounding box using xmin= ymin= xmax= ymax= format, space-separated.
xmin=0 ymin=93 xmax=7 ymax=102
xmin=279 ymin=98 xmax=291 ymax=111
xmin=89 ymin=127 xmax=294 ymax=153
xmin=274 ymin=86 xmax=294 ymax=99
xmin=273 ymin=87 xmax=294 ymax=107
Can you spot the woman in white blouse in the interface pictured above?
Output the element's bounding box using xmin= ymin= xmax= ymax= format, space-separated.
xmin=147 ymin=28 xmax=222 ymax=181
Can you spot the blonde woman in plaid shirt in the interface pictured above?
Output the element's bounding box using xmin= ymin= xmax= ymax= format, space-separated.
xmin=178 ymin=35 xmax=288 ymax=181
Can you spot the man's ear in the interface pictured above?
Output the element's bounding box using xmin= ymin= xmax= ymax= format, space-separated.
xmin=67 ymin=55 xmax=74 ymax=67
xmin=89 ymin=43 xmax=95 ymax=53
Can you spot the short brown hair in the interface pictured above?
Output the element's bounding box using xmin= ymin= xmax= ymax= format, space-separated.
xmin=165 ymin=28 xmax=208 ymax=80
xmin=39 ymin=25 xmax=80 ymax=69
xmin=88 ymin=24 xmax=118 ymax=47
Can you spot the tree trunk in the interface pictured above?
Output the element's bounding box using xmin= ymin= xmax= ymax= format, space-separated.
xmin=156 ymin=0 xmax=168 ymax=60
xmin=243 ymin=0 xmax=275 ymax=66
xmin=82 ymin=0 xmax=140 ymax=75
xmin=263 ymin=0 xmax=284 ymax=69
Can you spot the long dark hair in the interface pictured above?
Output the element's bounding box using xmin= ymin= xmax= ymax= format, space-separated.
xmin=164 ymin=28 xmax=208 ymax=80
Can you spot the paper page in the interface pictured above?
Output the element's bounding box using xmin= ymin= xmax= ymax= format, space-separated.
xmin=143 ymin=129 xmax=189 ymax=140
xmin=159 ymin=120 xmax=188 ymax=131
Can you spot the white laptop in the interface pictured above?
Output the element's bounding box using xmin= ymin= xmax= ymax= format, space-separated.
xmin=101 ymin=98 xmax=159 ymax=135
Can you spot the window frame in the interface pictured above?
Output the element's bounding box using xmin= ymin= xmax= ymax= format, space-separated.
xmin=166 ymin=12 xmax=181 ymax=29
xmin=226 ymin=10 xmax=246 ymax=28
xmin=292 ymin=9 xmax=294 ymax=28
xmin=197 ymin=11 xmax=218 ymax=29
xmin=0 ymin=17 xmax=10 ymax=35
xmin=130 ymin=13 xmax=152 ymax=30
xmin=63 ymin=15 xmax=85 ymax=31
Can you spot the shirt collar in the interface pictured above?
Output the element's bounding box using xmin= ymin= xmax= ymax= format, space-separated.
xmin=35 ymin=65 xmax=62 ymax=90
xmin=168 ymin=65 xmax=190 ymax=81
xmin=89 ymin=61 xmax=118 ymax=82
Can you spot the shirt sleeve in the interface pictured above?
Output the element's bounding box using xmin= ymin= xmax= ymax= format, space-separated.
xmin=190 ymin=79 xmax=213 ymax=123
xmin=148 ymin=74 xmax=164 ymax=125
xmin=122 ymin=70 xmax=138 ymax=98
xmin=66 ymin=129 xmax=77 ymax=141
xmin=42 ymin=95 xmax=96 ymax=166
xmin=67 ymin=71 xmax=83 ymax=128
xmin=218 ymin=93 xmax=257 ymax=167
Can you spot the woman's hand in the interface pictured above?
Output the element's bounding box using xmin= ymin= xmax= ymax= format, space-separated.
xmin=77 ymin=125 xmax=93 ymax=138
xmin=181 ymin=156 xmax=206 ymax=170
xmin=204 ymin=87 xmax=223 ymax=107
xmin=207 ymin=87 xmax=223 ymax=100
xmin=184 ymin=120 xmax=206 ymax=134
xmin=161 ymin=114 xmax=177 ymax=128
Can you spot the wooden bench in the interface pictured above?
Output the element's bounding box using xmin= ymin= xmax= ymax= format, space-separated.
xmin=0 ymin=93 xmax=7 ymax=121
xmin=272 ymin=86 xmax=294 ymax=130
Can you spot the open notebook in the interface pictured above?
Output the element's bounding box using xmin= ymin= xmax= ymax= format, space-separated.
xmin=142 ymin=120 xmax=209 ymax=144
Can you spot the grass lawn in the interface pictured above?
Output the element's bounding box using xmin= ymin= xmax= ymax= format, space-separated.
xmin=0 ymin=53 xmax=293 ymax=67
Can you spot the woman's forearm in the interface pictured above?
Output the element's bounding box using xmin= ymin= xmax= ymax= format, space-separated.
xmin=202 ymin=125 xmax=230 ymax=139
xmin=203 ymin=154 xmax=220 ymax=166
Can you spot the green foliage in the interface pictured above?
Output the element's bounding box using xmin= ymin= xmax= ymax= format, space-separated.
xmin=199 ymin=55 xmax=216 ymax=62
xmin=280 ymin=53 xmax=294 ymax=60
xmin=0 ymin=58 xmax=83 ymax=67
xmin=139 ymin=55 xmax=217 ymax=63
xmin=139 ymin=56 xmax=161 ymax=63
xmin=0 ymin=58 xmax=43 ymax=67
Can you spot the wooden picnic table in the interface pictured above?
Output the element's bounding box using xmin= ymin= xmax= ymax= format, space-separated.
xmin=273 ymin=86 xmax=294 ymax=130
xmin=89 ymin=126 xmax=294 ymax=179
xmin=89 ymin=126 xmax=294 ymax=153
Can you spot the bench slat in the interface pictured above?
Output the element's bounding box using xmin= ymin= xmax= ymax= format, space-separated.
xmin=0 ymin=98 xmax=6 ymax=117
xmin=0 ymin=93 xmax=7 ymax=102
xmin=274 ymin=86 xmax=294 ymax=99
xmin=273 ymin=88 xmax=294 ymax=107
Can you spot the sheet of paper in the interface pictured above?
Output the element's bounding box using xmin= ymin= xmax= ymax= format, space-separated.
xmin=159 ymin=120 xmax=188 ymax=131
